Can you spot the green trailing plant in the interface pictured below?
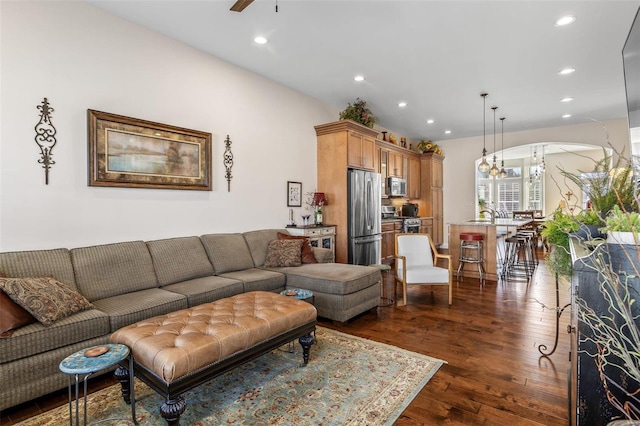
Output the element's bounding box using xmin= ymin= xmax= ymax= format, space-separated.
xmin=541 ymin=208 xmax=581 ymax=277
xmin=338 ymin=98 xmax=378 ymax=128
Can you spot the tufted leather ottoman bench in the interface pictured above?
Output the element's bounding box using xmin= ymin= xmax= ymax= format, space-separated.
xmin=109 ymin=291 xmax=316 ymax=425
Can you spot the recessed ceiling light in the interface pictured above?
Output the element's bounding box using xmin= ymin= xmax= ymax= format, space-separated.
xmin=398 ymin=102 xmax=407 ymax=108
xmin=562 ymin=114 xmax=572 ymax=118
xmin=354 ymin=75 xmax=365 ymax=82
xmin=555 ymin=15 xmax=576 ymax=26
xmin=561 ymin=97 xmax=574 ymax=102
xmin=444 ymin=130 xmax=451 ymax=134
xmin=426 ymin=119 xmax=434 ymax=124
xmin=559 ymin=68 xmax=576 ymax=75
xmin=254 ymin=36 xmax=268 ymax=45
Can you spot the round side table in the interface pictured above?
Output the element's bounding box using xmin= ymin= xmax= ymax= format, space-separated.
xmin=370 ymin=264 xmax=393 ymax=307
xmin=280 ymin=288 xmax=314 ymax=304
xmin=59 ymin=343 xmax=136 ymax=426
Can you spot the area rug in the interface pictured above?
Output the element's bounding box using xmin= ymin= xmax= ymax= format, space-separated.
xmin=18 ymin=327 xmax=445 ymax=426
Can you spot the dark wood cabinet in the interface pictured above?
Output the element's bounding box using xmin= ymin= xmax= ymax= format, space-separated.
xmin=569 ymin=238 xmax=640 ymax=425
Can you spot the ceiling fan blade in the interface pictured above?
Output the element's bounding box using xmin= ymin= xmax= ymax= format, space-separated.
xmin=230 ymin=0 xmax=254 ymax=12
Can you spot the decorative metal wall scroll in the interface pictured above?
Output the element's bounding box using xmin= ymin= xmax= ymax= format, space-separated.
xmin=34 ymin=98 xmax=57 ymax=184
xmin=223 ymin=135 xmax=234 ymax=192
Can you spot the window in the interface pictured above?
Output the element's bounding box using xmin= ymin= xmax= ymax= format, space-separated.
xmin=476 ymin=159 xmax=542 ymax=216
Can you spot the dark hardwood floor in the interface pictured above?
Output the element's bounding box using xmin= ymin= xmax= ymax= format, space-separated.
xmin=0 ymin=254 xmax=571 ymax=425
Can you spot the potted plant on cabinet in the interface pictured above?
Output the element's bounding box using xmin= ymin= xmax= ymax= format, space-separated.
xmin=338 ymin=98 xmax=378 ymax=128
xmin=556 ymin=156 xmax=640 ymax=423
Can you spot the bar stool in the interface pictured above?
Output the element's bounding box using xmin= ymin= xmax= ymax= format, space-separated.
xmin=457 ymin=232 xmax=485 ymax=284
xmin=501 ymin=234 xmax=534 ymax=281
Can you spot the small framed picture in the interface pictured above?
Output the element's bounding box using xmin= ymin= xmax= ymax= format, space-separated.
xmin=287 ymin=181 xmax=302 ymax=207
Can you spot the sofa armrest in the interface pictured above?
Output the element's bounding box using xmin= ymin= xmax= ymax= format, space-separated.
xmin=312 ymin=247 xmax=333 ymax=263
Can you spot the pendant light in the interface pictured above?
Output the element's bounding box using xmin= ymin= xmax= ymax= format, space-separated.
xmin=489 ymin=106 xmax=500 ymax=177
xmin=478 ymin=93 xmax=490 ymax=173
xmin=499 ymin=117 xmax=507 ymax=178
xmin=541 ymin=145 xmax=546 ymax=173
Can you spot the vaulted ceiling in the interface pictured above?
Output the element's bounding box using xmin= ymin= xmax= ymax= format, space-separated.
xmin=88 ymin=0 xmax=640 ymax=141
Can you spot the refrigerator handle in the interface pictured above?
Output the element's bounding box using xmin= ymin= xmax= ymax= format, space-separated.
xmin=366 ymin=178 xmax=372 ymax=231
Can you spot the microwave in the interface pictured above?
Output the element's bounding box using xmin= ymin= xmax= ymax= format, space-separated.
xmin=387 ymin=177 xmax=407 ymax=197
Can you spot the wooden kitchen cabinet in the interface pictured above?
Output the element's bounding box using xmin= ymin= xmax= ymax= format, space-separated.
xmin=388 ymin=151 xmax=403 ymax=177
xmin=347 ymin=131 xmax=376 ymax=171
xmin=420 ymin=217 xmax=433 ymax=236
xmin=381 ymin=220 xmax=401 ymax=263
xmin=408 ymin=156 xmax=421 ymax=199
xmin=421 ymin=152 xmax=444 ymax=246
xmin=315 ymin=120 xmax=380 ymax=263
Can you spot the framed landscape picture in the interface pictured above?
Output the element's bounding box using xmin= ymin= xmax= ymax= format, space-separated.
xmin=88 ymin=110 xmax=212 ymax=190
xmin=287 ymin=181 xmax=302 ymax=207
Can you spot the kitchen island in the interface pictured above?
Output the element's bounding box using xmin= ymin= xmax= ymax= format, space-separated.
xmin=448 ymin=218 xmax=532 ymax=282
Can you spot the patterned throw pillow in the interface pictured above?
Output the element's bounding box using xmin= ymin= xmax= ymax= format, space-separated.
xmin=263 ymin=239 xmax=304 ymax=268
xmin=277 ymin=232 xmax=318 ymax=264
xmin=0 ymin=277 xmax=93 ymax=326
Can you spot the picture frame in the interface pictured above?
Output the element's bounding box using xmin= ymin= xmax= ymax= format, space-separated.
xmin=88 ymin=110 xmax=212 ymax=190
xmin=287 ymin=181 xmax=302 ymax=207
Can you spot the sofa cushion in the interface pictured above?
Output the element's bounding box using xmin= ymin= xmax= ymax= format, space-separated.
xmin=147 ymin=236 xmax=214 ymax=286
xmin=0 ymin=291 xmax=35 ymax=337
xmin=92 ymin=288 xmax=187 ymax=332
xmin=0 ymin=309 xmax=110 ymax=363
xmin=71 ymin=241 xmax=158 ymax=302
xmin=242 ymin=229 xmax=287 ymax=267
xmin=0 ymin=277 xmax=93 ymax=326
xmin=162 ymin=276 xmax=244 ymax=307
xmin=0 ymin=248 xmax=78 ymax=290
xmin=219 ymin=268 xmax=286 ymax=293
xmin=200 ymin=233 xmax=254 ymax=274
xmin=273 ymin=263 xmax=381 ymax=295
xmin=277 ymin=232 xmax=318 ymax=264
xmin=264 ymin=239 xmax=303 ymax=268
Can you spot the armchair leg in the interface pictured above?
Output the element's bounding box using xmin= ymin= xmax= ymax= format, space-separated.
xmin=402 ymin=282 xmax=408 ymax=306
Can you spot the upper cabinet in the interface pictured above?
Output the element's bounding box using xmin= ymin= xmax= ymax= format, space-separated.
xmin=376 ymin=141 xmax=421 ymax=199
xmin=408 ymin=156 xmax=421 ymax=199
xmin=347 ymin=130 xmax=376 ymax=171
xmin=388 ymin=151 xmax=404 ymax=177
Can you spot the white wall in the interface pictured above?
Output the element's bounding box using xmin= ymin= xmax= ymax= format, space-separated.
xmin=0 ymin=1 xmax=338 ymax=251
xmin=438 ymin=118 xmax=630 ymax=248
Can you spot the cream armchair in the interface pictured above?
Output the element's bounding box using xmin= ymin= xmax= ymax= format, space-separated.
xmin=394 ymin=233 xmax=452 ymax=306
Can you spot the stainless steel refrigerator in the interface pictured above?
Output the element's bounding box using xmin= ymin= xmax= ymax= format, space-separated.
xmin=347 ymin=169 xmax=382 ymax=265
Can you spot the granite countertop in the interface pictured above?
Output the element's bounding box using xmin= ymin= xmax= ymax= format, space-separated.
xmin=448 ymin=218 xmax=533 ymax=227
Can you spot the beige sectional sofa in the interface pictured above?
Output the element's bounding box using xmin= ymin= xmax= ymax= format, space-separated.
xmin=0 ymin=229 xmax=381 ymax=411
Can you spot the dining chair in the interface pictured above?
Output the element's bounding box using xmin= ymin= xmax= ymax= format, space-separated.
xmin=394 ymin=233 xmax=452 ymax=306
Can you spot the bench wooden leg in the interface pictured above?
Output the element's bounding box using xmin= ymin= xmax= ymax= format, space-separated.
xmin=160 ymin=396 xmax=186 ymax=426
xmin=113 ymin=365 xmax=132 ymax=404
xmin=299 ymin=333 xmax=314 ymax=365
